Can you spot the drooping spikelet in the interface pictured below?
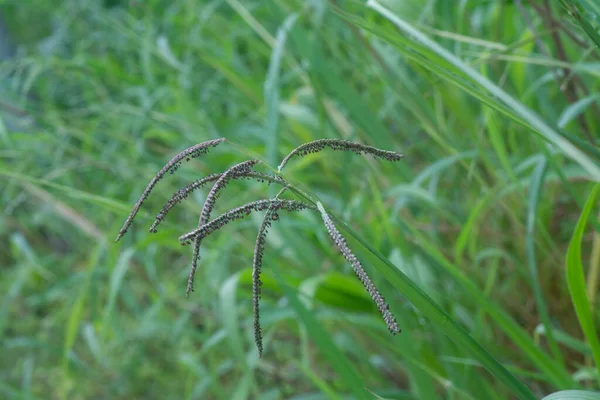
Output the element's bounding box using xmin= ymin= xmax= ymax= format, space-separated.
xmin=115 ymin=138 xmax=225 ymax=242
xmin=278 ymin=139 xmax=403 ymax=172
xmin=316 ymin=202 xmax=400 ymax=335
xmin=187 ymin=159 xmax=261 ymax=296
xmin=150 ymin=172 xmax=286 ymax=233
xmin=252 ymin=187 xmax=289 ymax=357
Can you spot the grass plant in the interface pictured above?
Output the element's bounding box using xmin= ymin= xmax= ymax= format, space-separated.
xmin=1 ymin=1 xmax=599 ymax=399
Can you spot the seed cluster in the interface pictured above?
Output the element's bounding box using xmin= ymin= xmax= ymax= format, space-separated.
xmin=317 ymin=202 xmax=400 ymax=335
xmin=150 ymin=172 xmax=222 ymax=233
xmin=115 ymin=138 xmax=225 ymax=242
xmin=116 ymin=137 xmax=404 ymax=357
xmin=199 ymin=160 xmax=260 ymax=226
xmin=278 ymin=138 xmax=404 ymax=172
xmin=252 ymin=187 xmax=288 ymax=357
xmin=186 ymin=160 xmax=261 ymax=295
xmin=150 ymin=172 xmax=285 ymax=233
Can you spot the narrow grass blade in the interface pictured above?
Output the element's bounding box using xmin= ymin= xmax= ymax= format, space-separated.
xmin=264 ymin=14 xmax=297 ymax=167
xmin=296 ymin=362 xmax=342 ymax=400
xmin=566 ymin=184 xmax=600 ymax=382
xmin=278 ymin=280 xmax=371 ymax=400
xmin=102 ymin=248 xmax=135 ymax=327
xmin=558 ymin=94 xmax=600 ymax=129
xmin=526 ymin=157 xmax=564 ymax=366
xmin=63 ymin=243 xmax=104 ymax=372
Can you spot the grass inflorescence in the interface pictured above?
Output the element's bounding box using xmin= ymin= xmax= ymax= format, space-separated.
xmin=277 ymin=138 xmax=404 ymax=172
xmin=115 ymin=138 xmax=225 ymax=242
xmin=253 ymin=187 xmax=289 ymax=357
xmin=117 ymin=138 xmax=403 ymax=355
xmin=150 ymin=171 xmax=285 ymax=233
xmin=317 ymin=202 xmax=400 ymax=335
xmin=7 ymin=2 xmax=599 ymax=397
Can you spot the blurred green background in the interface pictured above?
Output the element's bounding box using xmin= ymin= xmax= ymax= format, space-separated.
xmin=1 ymin=0 xmax=600 ymax=399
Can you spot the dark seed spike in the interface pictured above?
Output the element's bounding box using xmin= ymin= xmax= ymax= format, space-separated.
xmin=150 ymin=172 xmax=287 ymax=233
xmin=150 ymin=172 xmax=221 ymax=234
xmin=277 ymin=138 xmax=403 ymax=172
xmin=316 ymin=202 xmax=400 ymax=335
xmin=186 ymin=239 xmax=202 ymax=297
xmin=186 ymin=160 xmax=261 ymax=296
xmin=252 ymin=187 xmax=289 ymax=358
xmin=199 ymin=160 xmax=260 ymax=227
xmin=179 ymin=199 xmax=313 ymax=244
xmin=115 ymin=138 xmax=225 ymax=242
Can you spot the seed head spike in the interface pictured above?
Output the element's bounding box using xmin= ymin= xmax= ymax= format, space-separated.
xmin=278 ymin=138 xmax=403 ymax=172
xmin=316 ymin=202 xmax=400 ymax=335
xmin=115 ymin=138 xmax=225 ymax=242
xmin=179 ymin=199 xmax=313 ymax=244
xmin=252 ymin=187 xmax=289 ymax=357
xmin=150 ymin=171 xmax=286 ymax=233
xmin=187 ymin=159 xmax=260 ymax=296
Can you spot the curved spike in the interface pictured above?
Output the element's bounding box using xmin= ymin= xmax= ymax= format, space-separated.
xmin=115 ymin=138 xmax=225 ymax=242
xmin=317 ymin=202 xmax=400 ymax=335
xmin=278 ymin=138 xmax=403 ymax=173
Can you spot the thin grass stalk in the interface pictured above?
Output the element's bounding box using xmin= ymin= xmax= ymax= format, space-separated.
xmin=115 ymin=138 xmax=225 ymax=242
xmin=150 ymin=171 xmax=286 ymax=233
xmin=278 ymin=139 xmax=403 ymax=172
xmin=317 ymin=202 xmax=400 ymax=335
xmin=252 ymin=186 xmax=289 ymax=357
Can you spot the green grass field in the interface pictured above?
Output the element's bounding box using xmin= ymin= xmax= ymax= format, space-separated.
xmin=1 ymin=1 xmax=600 ymax=399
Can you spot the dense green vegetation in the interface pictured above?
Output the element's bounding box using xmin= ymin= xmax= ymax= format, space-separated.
xmin=1 ymin=0 xmax=600 ymax=399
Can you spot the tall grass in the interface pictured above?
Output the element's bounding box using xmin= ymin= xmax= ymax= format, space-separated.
xmin=1 ymin=0 xmax=599 ymax=399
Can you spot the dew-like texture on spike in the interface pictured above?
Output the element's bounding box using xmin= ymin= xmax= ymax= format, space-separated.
xmin=252 ymin=187 xmax=288 ymax=358
xmin=317 ymin=202 xmax=400 ymax=335
xmin=150 ymin=171 xmax=286 ymax=233
xmin=186 ymin=160 xmax=261 ymax=296
xmin=115 ymin=138 xmax=225 ymax=242
xmin=278 ymin=139 xmax=404 ymax=172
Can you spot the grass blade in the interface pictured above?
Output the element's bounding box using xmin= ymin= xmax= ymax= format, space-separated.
xmin=366 ymin=0 xmax=600 ymax=181
xmin=278 ymin=280 xmax=371 ymax=400
xmin=566 ymin=184 xmax=600 ymax=383
xmin=264 ymin=14 xmax=297 ymax=167
xmin=526 ymin=157 xmax=564 ymax=366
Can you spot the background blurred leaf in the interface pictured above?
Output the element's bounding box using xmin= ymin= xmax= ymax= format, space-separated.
xmin=566 ymin=184 xmax=600 ymax=383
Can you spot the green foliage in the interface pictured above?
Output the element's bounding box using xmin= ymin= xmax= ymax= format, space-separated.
xmin=1 ymin=0 xmax=599 ymax=399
